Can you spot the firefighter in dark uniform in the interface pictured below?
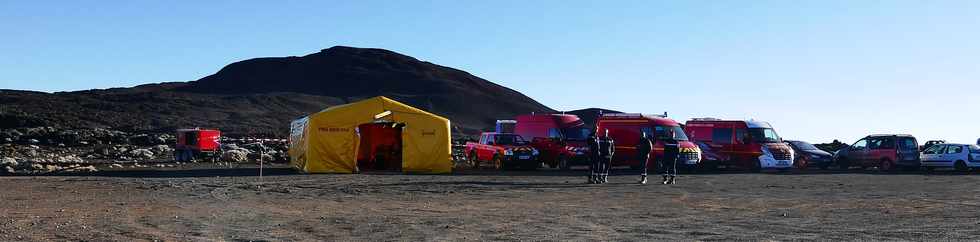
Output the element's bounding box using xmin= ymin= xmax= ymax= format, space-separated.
xmin=659 ymin=129 xmax=680 ymax=184
xmin=596 ymin=129 xmax=615 ymax=184
xmin=587 ymin=132 xmax=599 ymax=184
xmin=637 ymin=132 xmax=654 ymax=184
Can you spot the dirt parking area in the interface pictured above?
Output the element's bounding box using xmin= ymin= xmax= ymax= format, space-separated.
xmin=2 ymin=166 xmax=980 ymax=241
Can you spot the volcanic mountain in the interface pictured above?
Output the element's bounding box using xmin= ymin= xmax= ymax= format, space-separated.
xmin=0 ymin=46 xmax=554 ymax=136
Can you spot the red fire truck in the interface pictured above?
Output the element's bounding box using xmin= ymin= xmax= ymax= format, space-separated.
xmin=174 ymin=128 xmax=221 ymax=162
xmin=595 ymin=113 xmax=702 ymax=170
xmin=684 ymin=118 xmax=794 ymax=171
xmin=513 ymin=113 xmax=592 ymax=170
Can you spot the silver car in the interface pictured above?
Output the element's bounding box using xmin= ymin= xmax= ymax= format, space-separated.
xmin=920 ymin=143 xmax=980 ymax=171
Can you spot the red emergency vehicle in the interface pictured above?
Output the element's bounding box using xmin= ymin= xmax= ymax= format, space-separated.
xmin=513 ymin=113 xmax=592 ymax=170
xmin=595 ymin=113 xmax=702 ymax=170
xmin=174 ymin=128 xmax=221 ymax=162
xmin=464 ymin=132 xmax=540 ymax=169
xmin=684 ymin=118 xmax=795 ymax=171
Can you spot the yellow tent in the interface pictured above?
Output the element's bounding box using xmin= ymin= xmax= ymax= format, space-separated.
xmin=289 ymin=96 xmax=452 ymax=174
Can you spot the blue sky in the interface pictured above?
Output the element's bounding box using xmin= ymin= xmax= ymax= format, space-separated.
xmin=1 ymin=1 xmax=978 ymax=144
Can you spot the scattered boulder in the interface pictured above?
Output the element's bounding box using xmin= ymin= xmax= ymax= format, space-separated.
xmin=128 ymin=149 xmax=155 ymax=160
xmin=1 ymin=157 xmax=17 ymax=167
xmin=74 ymin=166 xmax=98 ymax=172
xmin=260 ymin=154 xmax=275 ymax=162
xmin=53 ymin=155 xmax=84 ymax=164
xmin=221 ymin=149 xmax=249 ymax=162
xmin=150 ymin=145 xmax=173 ymax=157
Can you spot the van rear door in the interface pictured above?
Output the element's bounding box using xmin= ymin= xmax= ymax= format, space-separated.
xmin=898 ymin=137 xmax=920 ymax=162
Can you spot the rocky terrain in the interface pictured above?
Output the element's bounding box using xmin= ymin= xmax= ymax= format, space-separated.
xmin=2 ymin=169 xmax=980 ymax=241
xmin=0 ymin=127 xmax=287 ymax=175
xmin=0 ymin=46 xmax=553 ymax=137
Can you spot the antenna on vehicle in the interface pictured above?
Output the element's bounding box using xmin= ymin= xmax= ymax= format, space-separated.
xmin=663 ymin=112 xmax=668 ymax=117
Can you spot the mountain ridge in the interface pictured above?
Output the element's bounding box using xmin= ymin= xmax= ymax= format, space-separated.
xmin=0 ymin=46 xmax=554 ymax=136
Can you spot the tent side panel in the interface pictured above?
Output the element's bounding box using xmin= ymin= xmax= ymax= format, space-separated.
xmin=395 ymin=108 xmax=453 ymax=174
xmin=305 ymin=118 xmax=360 ymax=173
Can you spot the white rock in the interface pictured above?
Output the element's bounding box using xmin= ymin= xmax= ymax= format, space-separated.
xmin=150 ymin=145 xmax=173 ymax=157
xmin=221 ymin=149 xmax=248 ymax=162
xmin=74 ymin=166 xmax=98 ymax=172
xmin=1 ymin=157 xmax=16 ymax=167
xmin=54 ymin=155 xmax=84 ymax=164
xmin=128 ymin=149 xmax=154 ymax=160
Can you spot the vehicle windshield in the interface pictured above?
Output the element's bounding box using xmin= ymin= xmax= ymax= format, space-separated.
xmin=562 ymin=127 xmax=591 ymax=140
xmin=748 ymin=128 xmax=781 ymax=143
xmin=494 ymin=135 xmax=526 ymax=145
xmin=655 ymin=125 xmax=689 ymax=141
xmin=791 ymin=141 xmax=819 ymax=150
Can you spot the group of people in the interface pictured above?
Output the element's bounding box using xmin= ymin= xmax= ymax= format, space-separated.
xmin=587 ymin=129 xmax=681 ymax=185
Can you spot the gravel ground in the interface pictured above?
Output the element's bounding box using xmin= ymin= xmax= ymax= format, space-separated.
xmin=2 ymin=165 xmax=980 ymax=241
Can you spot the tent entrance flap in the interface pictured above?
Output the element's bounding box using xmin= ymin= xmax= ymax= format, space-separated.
xmin=357 ymin=122 xmax=404 ymax=171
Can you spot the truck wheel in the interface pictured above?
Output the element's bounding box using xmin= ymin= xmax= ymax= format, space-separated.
xmin=492 ymin=155 xmax=503 ymax=170
xmin=469 ymin=152 xmax=480 ymax=169
xmin=558 ymin=156 xmax=570 ymax=171
xmin=955 ymin=160 xmax=969 ymax=172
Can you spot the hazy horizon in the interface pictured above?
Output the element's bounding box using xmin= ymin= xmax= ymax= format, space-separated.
xmin=2 ymin=1 xmax=978 ymax=144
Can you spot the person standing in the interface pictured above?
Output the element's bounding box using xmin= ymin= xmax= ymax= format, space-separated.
xmin=597 ymin=129 xmax=615 ymax=184
xmin=636 ymin=132 xmax=654 ymax=184
xmin=587 ymin=132 xmax=600 ymax=184
xmin=659 ymin=129 xmax=680 ymax=185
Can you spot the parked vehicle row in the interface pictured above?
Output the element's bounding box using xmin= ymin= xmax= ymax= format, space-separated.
xmin=468 ymin=112 xmax=980 ymax=173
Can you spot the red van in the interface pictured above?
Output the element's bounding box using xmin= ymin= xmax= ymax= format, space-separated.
xmin=595 ymin=113 xmax=702 ymax=170
xmin=684 ymin=118 xmax=794 ymax=171
xmin=833 ymin=134 xmax=920 ymax=171
xmin=514 ymin=114 xmax=592 ymax=170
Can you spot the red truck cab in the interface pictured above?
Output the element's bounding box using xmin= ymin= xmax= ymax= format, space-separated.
xmin=596 ymin=113 xmax=702 ymax=170
xmin=465 ymin=132 xmax=540 ymax=170
xmin=175 ymin=128 xmax=221 ymax=162
xmin=513 ymin=113 xmax=592 ymax=170
xmin=684 ymin=118 xmax=794 ymax=171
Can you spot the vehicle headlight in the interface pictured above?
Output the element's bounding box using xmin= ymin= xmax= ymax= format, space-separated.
xmin=532 ymin=149 xmax=539 ymax=156
xmin=504 ymin=149 xmax=513 ymax=156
